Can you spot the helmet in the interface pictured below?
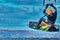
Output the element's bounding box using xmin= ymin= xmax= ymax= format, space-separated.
xmin=48 ymin=9 xmax=52 ymax=15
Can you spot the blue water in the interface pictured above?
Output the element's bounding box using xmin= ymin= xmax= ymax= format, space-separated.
xmin=0 ymin=0 xmax=60 ymax=38
xmin=0 ymin=0 xmax=60 ymax=30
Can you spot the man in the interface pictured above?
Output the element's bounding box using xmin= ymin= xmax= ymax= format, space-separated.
xmin=43 ymin=4 xmax=57 ymax=24
xmin=37 ymin=4 xmax=58 ymax=31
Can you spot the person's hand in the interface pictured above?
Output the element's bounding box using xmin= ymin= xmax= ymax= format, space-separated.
xmin=50 ymin=4 xmax=53 ymax=6
xmin=46 ymin=4 xmax=49 ymax=7
xmin=45 ymin=4 xmax=49 ymax=9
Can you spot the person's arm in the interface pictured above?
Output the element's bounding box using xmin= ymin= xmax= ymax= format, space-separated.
xmin=50 ymin=4 xmax=57 ymax=13
xmin=43 ymin=4 xmax=49 ymax=16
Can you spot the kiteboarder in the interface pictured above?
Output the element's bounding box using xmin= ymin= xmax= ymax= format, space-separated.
xmin=29 ymin=0 xmax=59 ymax=31
xmin=43 ymin=4 xmax=57 ymax=24
xmin=37 ymin=4 xmax=58 ymax=31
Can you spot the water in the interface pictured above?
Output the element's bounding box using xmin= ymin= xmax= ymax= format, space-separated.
xmin=0 ymin=0 xmax=60 ymax=38
xmin=0 ymin=0 xmax=60 ymax=30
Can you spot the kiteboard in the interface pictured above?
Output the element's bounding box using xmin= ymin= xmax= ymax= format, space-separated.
xmin=29 ymin=22 xmax=59 ymax=32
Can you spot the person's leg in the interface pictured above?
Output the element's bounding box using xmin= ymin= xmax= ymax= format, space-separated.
xmin=47 ymin=20 xmax=58 ymax=31
xmin=37 ymin=18 xmax=45 ymax=29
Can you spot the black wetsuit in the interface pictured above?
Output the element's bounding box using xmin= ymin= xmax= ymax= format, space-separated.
xmin=37 ymin=4 xmax=57 ymax=29
xmin=43 ymin=4 xmax=58 ymax=31
xmin=43 ymin=4 xmax=57 ymax=24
